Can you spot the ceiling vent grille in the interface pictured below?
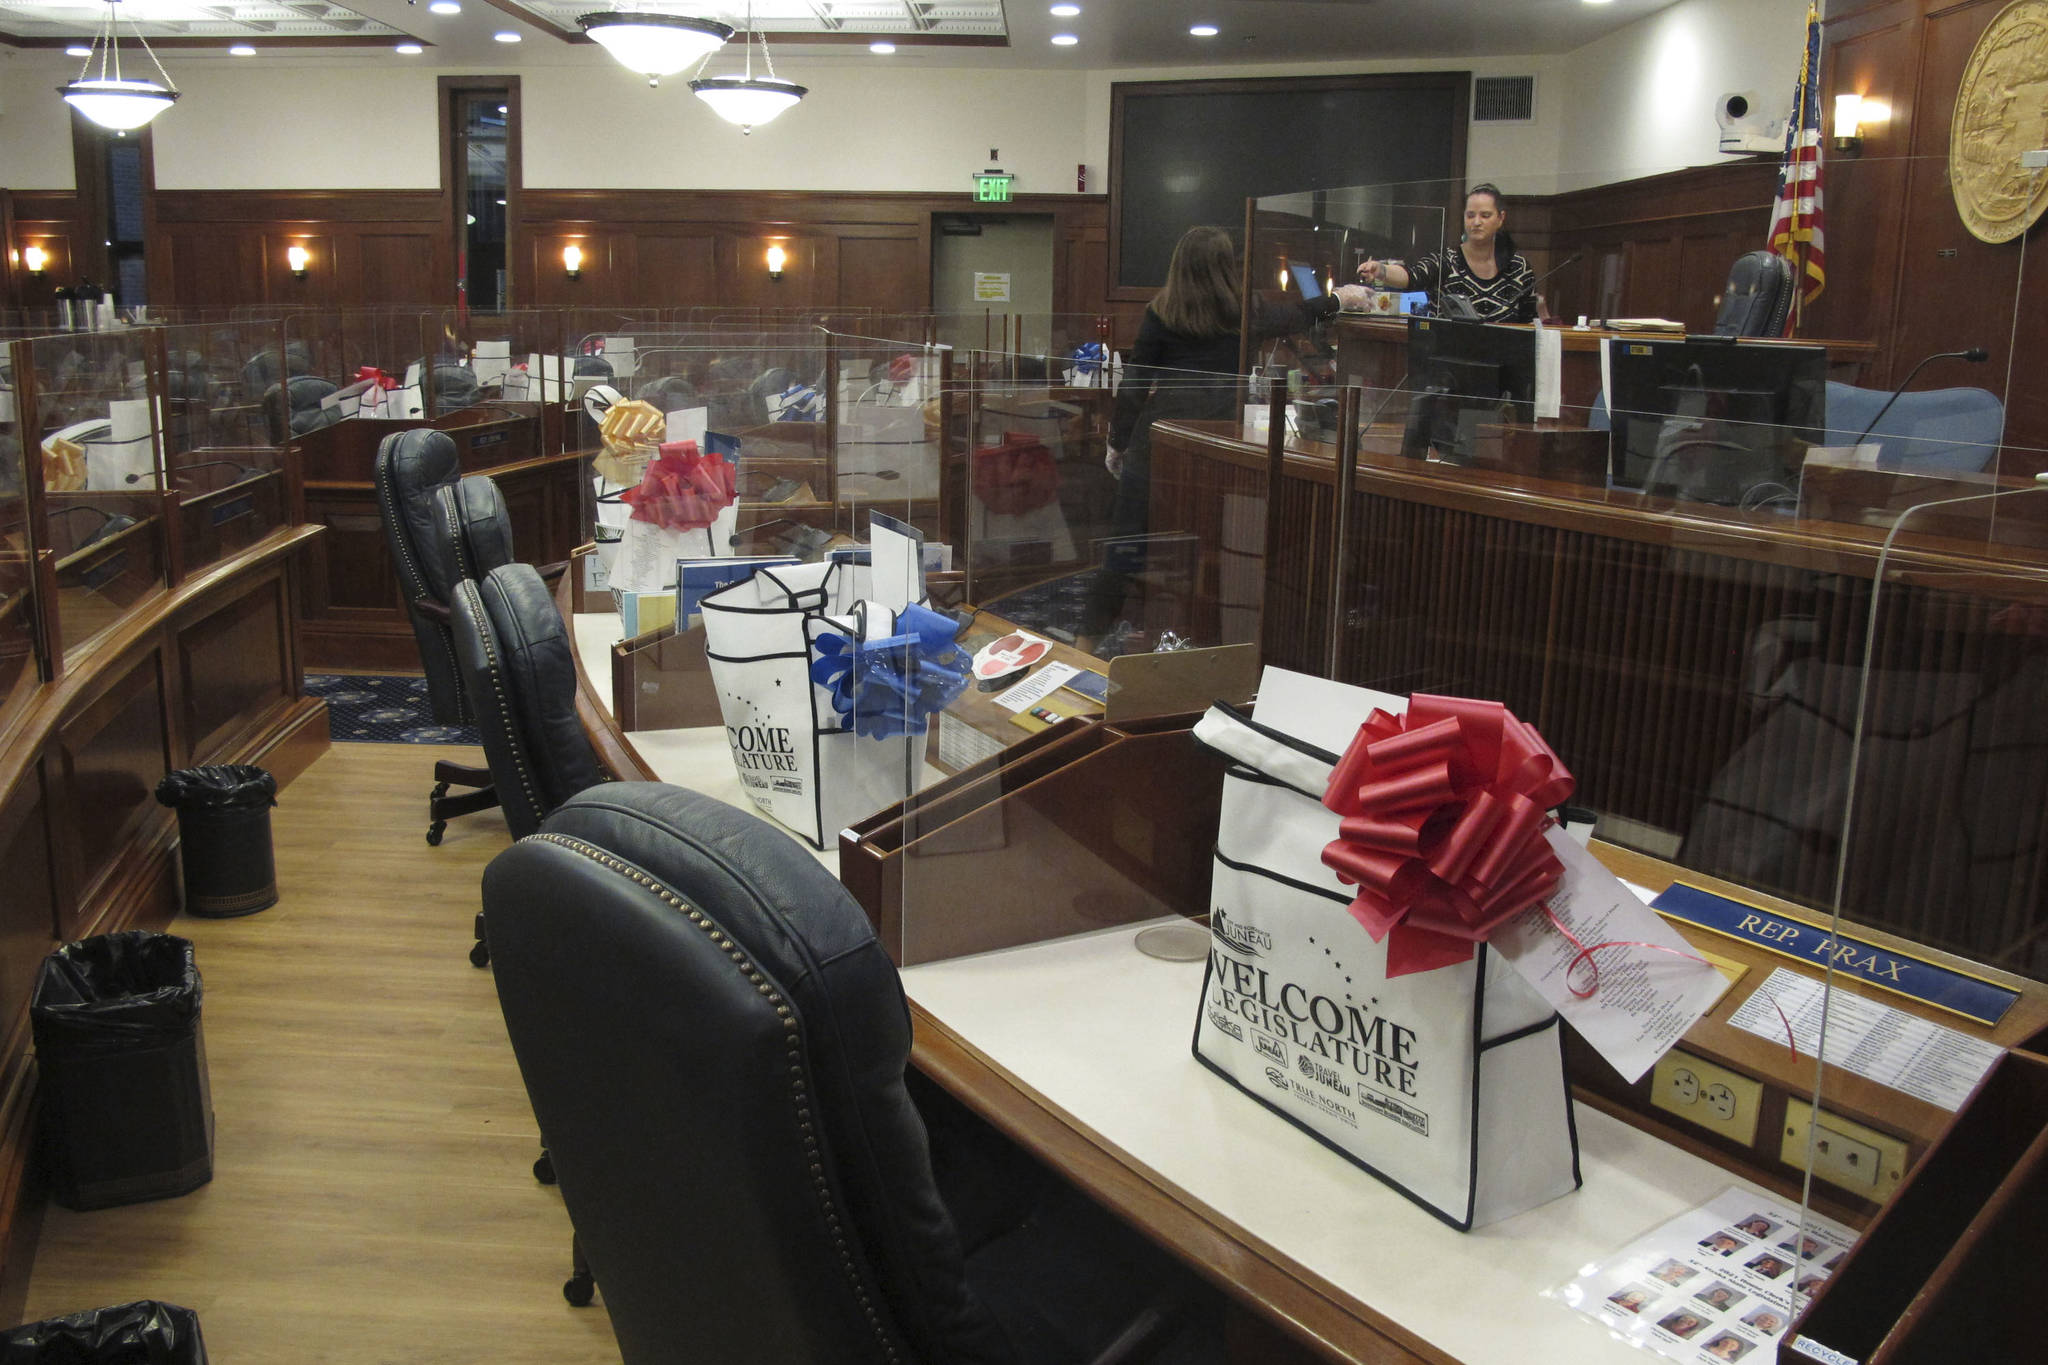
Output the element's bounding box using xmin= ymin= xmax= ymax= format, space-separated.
xmin=1473 ymin=76 xmax=1536 ymax=124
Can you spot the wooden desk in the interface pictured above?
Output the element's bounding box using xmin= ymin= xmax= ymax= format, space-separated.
xmin=557 ymin=582 xmax=1798 ymax=1365
xmin=1147 ymin=419 xmax=2048 ymax=989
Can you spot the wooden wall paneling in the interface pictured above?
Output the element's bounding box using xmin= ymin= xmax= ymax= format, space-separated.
xmin=50 ymin=652 xmax=170 ymax=939
xmin=6 ymin=192 xmax=86 ymax=311
xmin=1809 ymin=3 xmax=1921 ymax=371
xmin=838 ymin=232 xmax=924 ymax=313
xmin=355 ymin=232 xmax=442 ymax=305
xmin=0 ymin=763 xmax=57 ymax=1071
xmin=1891 ymin=0 xmax=2044 ymax=465
xmin=177 ymin=572 xmax=291 ymax=765
xmin=299 ymin=487 xmax=408 ymax=670
xmin=633 ymin=233 xmax=720 ymax=311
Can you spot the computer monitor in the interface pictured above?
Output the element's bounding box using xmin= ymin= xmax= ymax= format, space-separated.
xmin=1605 ymin=337 xmax=1827 ymax=507
xmin=1400 ymin=316 xmax=1537 ymax=461
xmin=1289 ymin=263 xmax=1325 ymax=300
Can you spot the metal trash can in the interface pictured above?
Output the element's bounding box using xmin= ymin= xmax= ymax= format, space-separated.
xmin=31 ymin=934 xmax=212 ymax=1211
xmin=0 ymin=1300 xmax=207 ymax=1362
xmin=154 ymin=765 xmax=278 ymax=918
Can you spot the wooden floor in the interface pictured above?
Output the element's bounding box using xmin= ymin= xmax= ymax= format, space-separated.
xmin=21 ymin=743 xmax=622 ymax=1363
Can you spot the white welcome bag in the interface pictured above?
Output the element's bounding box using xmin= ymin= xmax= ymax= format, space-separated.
xmin=699 ymin=519 xmax=931 ymax=847
xmin=1190 ymin=670 xmax=1581 ymax=1231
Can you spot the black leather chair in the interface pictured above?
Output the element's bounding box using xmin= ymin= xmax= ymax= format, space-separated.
xmin=263 ymin=376 xmax=343 ymax=444
xmin=374 ymin=429 xmax=506 ymax=851
xmin=1712 ymin=251 xmax=1795 ymax=337
xmin=450 ymin=562 xmax=604 ymax=968
xmin=484 ymin=783 xmax=1221 ymax=1365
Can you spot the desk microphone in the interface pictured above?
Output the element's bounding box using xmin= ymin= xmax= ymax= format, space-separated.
xmin=1528 ymin=254 xmax=1583 ymax=294
xmin=1851 ymin=347 xmax=1990 ymax=448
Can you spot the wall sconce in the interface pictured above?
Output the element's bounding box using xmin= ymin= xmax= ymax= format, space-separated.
xmin=563 ymin=244 xmax=583 ymax=280
xmin=286 ymin=244 xmax=310 ymax=278
xmin=765 ymin=244 xmax=786 ymax=280
xmin=23 ymin=245 xmax=49 ymax=277
xmin=1834 ymin=93 xmax=1864 ymax=153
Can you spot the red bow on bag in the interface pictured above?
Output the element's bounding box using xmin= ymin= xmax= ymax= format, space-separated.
xmin=354 ymin=366 xmax=399 ymax=390
xmin=1319 ymin=695 xmax=1575 ymax=978
xmin=971 ymin=432 xmax=1061 ymax=516
xmin=618 ymin=439 xmax=737 ymax=533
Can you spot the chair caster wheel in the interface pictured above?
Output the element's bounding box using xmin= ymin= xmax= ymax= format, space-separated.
xmin=534 ymin=1152 xmax=556 ymax=1184
xmin=427 ymin=823 xmax=445 ymax=847
xmin=469 ymin=940 xmax=490 ymax=968
xmin=564 ymin=1274 xmax=595 ymax=1307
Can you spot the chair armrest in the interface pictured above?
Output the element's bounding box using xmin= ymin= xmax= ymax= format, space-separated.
xmin=414 ymin=597 xmax=452 ymax=625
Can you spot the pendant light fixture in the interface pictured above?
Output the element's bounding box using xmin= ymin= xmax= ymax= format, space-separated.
xmin=689 ymin=3 xmax=806 ymax=134
xmin=579 ymin=10 xmax=733 ymax=87
xmin=58 ymin=0 xmax=180 ymax=132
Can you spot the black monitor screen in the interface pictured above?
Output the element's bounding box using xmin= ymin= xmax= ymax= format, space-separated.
xmin=1606 ymin=338 xmax=1827 ymax=506
xmin=1111 ymin=75 xmax=1466 ymax=289
xmin=1401 ymin=317 xmax=1537 ymax=460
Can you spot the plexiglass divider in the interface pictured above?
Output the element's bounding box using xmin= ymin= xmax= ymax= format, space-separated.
xmin=0 ymin=335 xmax=40 ymax=734
xmin=16 ymin=329 xmax=168 ymax=663
xmin=159 ymin=317 xmax=293 ymax=578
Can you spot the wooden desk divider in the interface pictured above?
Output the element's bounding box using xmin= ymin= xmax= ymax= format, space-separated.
xmin=609 ymin=619 xmax=724 ymax=732
xmin=839 ymin=712 xmax=1226 ymax=966
xmin=1783 ymin=1048 xmax=2048 ymax=1364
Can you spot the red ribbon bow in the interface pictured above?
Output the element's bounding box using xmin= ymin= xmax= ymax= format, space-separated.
xmin=354 ymin=366 xmax=399 ymax=390
xmin=1318 ymin=695 xmax=1574 ymax=978
xmin=618 ymin=439 xmax=737 ymax=533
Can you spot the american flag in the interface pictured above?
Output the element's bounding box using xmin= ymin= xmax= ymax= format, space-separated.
xmin=1767 ymin=2 xmax=1827 ymax=335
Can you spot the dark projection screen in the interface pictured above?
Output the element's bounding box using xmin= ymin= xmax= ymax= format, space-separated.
xmin=1111 ymin=74 xmax=1469 ymax=290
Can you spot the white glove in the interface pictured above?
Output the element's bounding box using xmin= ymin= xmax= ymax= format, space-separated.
xmin=1104 ymin=446 xmax=1125 ymax=478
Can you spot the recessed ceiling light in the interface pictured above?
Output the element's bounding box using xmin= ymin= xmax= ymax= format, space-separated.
xmin=395 ymin=42 xmax=424 ymax=54
xmin=429 ymin=0 xmax=461 ymax=11
xmin=1050 ymin=3 xmax=1080 ymax=15
xmin=1190 ymin=24 xmax=1219 ymax=37
xmin=1582 ymin=0 xmax=1614 ymax=5
xmin=1050 ymin=32 xmax=1078 ymax=46
xmin=869 ymin=40 xmax=895 ymax=54
xmin=65 ymin=45 xmax=91 ymax=56
xmin=494 ymin=30 xmax=521 ymax=42
xmin=229 ymin=44 xmax=256 ymax=55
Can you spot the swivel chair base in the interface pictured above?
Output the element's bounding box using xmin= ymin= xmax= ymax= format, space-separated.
xmin=426 ymin=760 xmax=498 ymax=846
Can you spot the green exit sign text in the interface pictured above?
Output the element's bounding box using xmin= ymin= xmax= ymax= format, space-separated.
xmin=974 ymin=173 xmax=1014 ymax=203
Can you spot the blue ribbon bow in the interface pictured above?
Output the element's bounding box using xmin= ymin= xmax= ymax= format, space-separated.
xmin=810 ymin=603 xmax=969 ymax=739
xmin=1070 ymin=341 xmax=1107 ymax=378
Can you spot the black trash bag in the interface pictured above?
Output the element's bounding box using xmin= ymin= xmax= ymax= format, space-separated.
xmin=0 ymin=1299 xmax=207 ymax=1364
xmin=153 ymin=766 xmax=275 ymax=812
xmin=31 ymin=934 xmax=202 ymax=1055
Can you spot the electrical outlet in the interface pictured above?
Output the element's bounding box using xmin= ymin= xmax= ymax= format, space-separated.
xmin=1782 ymin=1100 xmax=1908 ymax=1199
xmin=1650 ymin=1051 xmax=1763 ymax=1146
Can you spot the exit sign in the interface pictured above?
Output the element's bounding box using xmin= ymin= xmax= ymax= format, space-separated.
xmin=974 ymin=172 xmax=1014 ymax=202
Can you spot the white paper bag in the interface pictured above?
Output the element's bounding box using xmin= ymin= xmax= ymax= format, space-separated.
xmin=1189 ymin=675 xmax=1581 ymax=1231
xmin=699 ymin=559 xmax=925 ymax=848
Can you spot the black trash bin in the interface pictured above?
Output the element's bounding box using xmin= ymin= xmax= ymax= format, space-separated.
xmin=155 ymin=765 xmax=277 ymax=918
xmin=31 ymin=934 xmax=212 ymax=1211
xmin=0 ymin=1300 xmax=208 ymax=1363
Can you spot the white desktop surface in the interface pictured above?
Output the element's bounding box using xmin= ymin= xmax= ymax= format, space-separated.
xmin=902 ymin=920 xmax=1771 ymax=1365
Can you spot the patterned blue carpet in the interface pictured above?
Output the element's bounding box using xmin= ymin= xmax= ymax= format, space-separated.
xmin=306 ymin=674 xmax=481 ymax=745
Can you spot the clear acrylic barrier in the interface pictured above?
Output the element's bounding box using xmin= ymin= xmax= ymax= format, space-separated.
xmin=19 ymin=330 xmax=168 ymax=662
xmin=159 ymin=318 xmax=292 ymax=575
xmin=1780 ymin=471 xmax=2048 ymax=1359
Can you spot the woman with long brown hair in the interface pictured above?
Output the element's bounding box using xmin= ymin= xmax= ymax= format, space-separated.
xmin=1105 ymin=226 xmax=1331 ymax=531
xmin=1086 ymin=225 xmax=1331 ymax=644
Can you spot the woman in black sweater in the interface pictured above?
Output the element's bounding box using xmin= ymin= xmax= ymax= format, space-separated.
xmin=1358 ymin=183 xmax=1535 ymax=323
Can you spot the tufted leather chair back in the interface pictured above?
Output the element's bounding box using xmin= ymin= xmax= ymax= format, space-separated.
xmin=484 ymin=783 xmax=1017 ymax=1365
xmin=448 ymin=564 xmax=603 ymax=838
xmin=375 ymin=429 xmax=512 ymax=726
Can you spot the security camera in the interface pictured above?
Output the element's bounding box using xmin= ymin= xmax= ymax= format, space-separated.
xmin=1716 ymin=90 xmax=1785 ymax=154
xmin=1715 ymin=92 xmax=1759 ymax=130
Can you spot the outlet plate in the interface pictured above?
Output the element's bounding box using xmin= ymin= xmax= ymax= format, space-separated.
xmin=1650 ymin=1050 xmax=1763 ymax=1146
xmin=1782 ymin=1099 xmax=1908 ymax=1199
